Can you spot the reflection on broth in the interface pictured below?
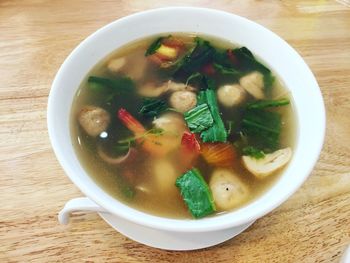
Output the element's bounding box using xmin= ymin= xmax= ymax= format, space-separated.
xmin=71 ymin=34 xmax=296 ymax=219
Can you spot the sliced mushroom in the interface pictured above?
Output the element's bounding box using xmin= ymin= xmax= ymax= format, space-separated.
xmin=209 ymin=168 xmax=249 ymax=210
xmin=169 ymin=90 xmax=197 ymax=113
xmin=217 ymin=84 xmax=246 ymax=107
xmin=78 ymin=106 xmax=110 ymax=137
xmin=107 ymin=57 xmax=126 ymax=74
xmin=242 ymin=147 xmax=292 ymax=178
xmin=97 ymin=146 xmax=137 ymax=165
xmin=239 ymin=71 xmax=265 ymax=99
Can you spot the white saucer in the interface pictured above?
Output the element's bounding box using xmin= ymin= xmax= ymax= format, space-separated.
xmin=99 ymin=212 xmax=254 ymax=250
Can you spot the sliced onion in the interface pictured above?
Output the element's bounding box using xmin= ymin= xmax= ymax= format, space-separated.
xmin=97 ymin=145 xmax=137 ymax=165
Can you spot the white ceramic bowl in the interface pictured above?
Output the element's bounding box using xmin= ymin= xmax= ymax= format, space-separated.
xmin=48 ymin=7 xmax=325 ymax=250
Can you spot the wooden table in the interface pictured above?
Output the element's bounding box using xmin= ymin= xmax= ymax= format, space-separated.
xmin=1 ymin=0 xmax=350 ymax=262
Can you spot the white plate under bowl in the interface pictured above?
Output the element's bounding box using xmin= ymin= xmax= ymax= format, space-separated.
xmin=99 ymin=212 xmax=254 ymax=250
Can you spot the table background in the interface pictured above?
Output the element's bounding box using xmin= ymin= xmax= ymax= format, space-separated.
xmin=1 ymin=0 xmax=350 ymax=262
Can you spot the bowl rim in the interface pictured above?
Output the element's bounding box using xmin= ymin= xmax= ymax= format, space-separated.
xmin=48 ymin=6 xmax=326 ymax=232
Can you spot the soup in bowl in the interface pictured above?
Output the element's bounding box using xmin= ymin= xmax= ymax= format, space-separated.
xmin=48 ymin=7 xmax=325 ymax=249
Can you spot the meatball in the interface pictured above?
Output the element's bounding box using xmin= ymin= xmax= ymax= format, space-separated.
xmin=239 ymin=71 xmax=265 ymax=99
xmin=169 ymin=91 xmax=197 ymax=113
xmin=217 ymin=84 xmax=246 ymax=107
xmin=78 ymin=106 xmax=110 ymax=137
xmin=209 ymin=168 xmax=249 ymax=210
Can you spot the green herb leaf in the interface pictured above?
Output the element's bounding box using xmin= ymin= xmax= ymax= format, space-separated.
xmin=233 ymin=47 xmax=275 ymax=90
xmin=175 ymin=168 xmax=216 ymax=218
xmin=139 ymin=98 xmax=168 ymax=117
xmin=246 ymin=98 xmax=290 ymax=110
xmin=241 ymin=109 xmax=281 ymax=151
xmin=242 ymin=146 xmax=265 ymax=159
xmin=213 ymin=63 xmax=241 ymax=79
xmin=88 ymin=76 xmax=135 ymax=93
xmin=226 ymin=120 xmax=234 ymax=135
xmin=199 ymin=89 xmax=228 ymax=142
xmin=185 ymin=72 xmax=203 ymax=85
xmin=184 ymin=103 xmax=214 ymax=133
xmin=145 ymin=37 xmax=164 ymax=56
xmin=173 ymin=37 xmax=215 ymax=78
xmin=112 ymin=140 xmax=133 ymax=156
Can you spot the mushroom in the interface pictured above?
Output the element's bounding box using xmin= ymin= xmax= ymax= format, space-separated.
xmin=137 ymin=82 xmax=168 ymax=97
xmin=97 ymin=146 xmax=137 ymax=165
xmin=242 ymin=147 xmax=292 ymax=178
xmin=152 ymin=112 xmax=187 ymax=137
xmin=152 ymin=158 xmax=179 ymax=193
xmin=152 ymin=112 xmax=187 ymax=151
xmin=78 ymin=106 xmax=110 ymax=137
xmin=137 ymin=80 xmax=195 ymax=98
xmin=216 ymin=84 xmax=246 ymax=107
xmin=239 ymin=71 xmax=265 ymax=99
xmin=124 ymin=56 xmax=147 ymax=80
xmin=169 ymin=90 xmax=197 ymax=113
xmin=107 ymin=57 xmax=126 ymax=74
xmin=209 ymin=168 xmax=249 ymax=210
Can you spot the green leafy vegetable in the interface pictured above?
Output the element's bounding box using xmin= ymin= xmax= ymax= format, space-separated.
xmin=145 ymin=37 xmax=164 ymax=56
xmin=139 ymin=98 xmax=168 ymax=117
xmin=112 ymin=141 xmax=132 ymax=156
xmin=241 ymin=109 xmax=281 ymax=151
xmin=185 ymin=72 xmax=203 ymax=85
xmin=198 ymin=89 xmax=227 ymax=142
xmin=117 ymin=128 xmax=165 ymax=145
xmin=184 ymin=103 xmax=214 ymax=133
xmin=175 ymin=168 xmax=216 ymax=218
xmin=213 ymin=63 xmax=241 ymax=79
xmin=173 ymin=37 xmax=215 ymax=78
xmin=88 ymin=76 xmax=135 ymax=93
xmin=233 ymin=47 xmax=275 ymax=90
xmin=246 ymin=99 xmax=290 ymax=109
xmin=226 ymin=120 xmax=234 ymax=136
xmin=242 ymin=146 xmax=265 ymax=159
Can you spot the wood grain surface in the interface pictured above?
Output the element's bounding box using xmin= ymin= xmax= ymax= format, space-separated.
xmin=1 ymin=0 xmax=350 ymax=262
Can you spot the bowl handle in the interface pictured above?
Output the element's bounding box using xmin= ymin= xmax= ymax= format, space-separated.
xmin=58 ymin=197 xmax=108 ymax=225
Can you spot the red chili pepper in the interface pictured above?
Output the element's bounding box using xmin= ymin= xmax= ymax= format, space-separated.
xmin=181 ymin=131 xmax=200 ymax=153
xmin=201 ymin=63 xmax=216 ymax=75
xmin=227 ymin=49 xmax=239 ymax=66
xmin=179 ymin=131 xmax=201 ymax=171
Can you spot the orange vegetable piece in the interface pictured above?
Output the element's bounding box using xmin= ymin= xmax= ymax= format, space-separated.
xmin=201 ymin=143 xmax=237 ymax=167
